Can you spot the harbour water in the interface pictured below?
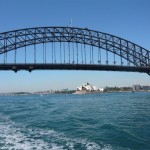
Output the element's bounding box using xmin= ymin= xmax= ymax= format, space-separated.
xmin=0 ymin=92 xmax=150 ymax=150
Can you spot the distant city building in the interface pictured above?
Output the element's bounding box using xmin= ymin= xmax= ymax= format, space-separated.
xmin=61 ymin=89 xmax=69 ymax=92
xmin=132 ymin=84 xmax=141 ymax=92
xmin=141 ymin=86 xmax=150 ymax=91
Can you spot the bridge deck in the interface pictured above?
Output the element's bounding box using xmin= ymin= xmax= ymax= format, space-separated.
xmin=0 ymin=64 xmax=150 ymax=74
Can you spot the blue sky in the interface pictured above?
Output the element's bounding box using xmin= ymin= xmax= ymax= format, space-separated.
xmin=0 ymin=0 xmax=150 ymax=92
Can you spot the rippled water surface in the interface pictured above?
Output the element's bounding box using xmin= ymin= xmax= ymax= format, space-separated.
xmin=0 ymin=92 xmax=150 ymax=150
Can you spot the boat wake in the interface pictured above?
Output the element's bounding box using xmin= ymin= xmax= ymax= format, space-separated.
xmin=0 ymin=114 xmax=129 ymax=150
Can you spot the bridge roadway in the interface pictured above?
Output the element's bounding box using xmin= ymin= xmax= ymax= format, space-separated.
xmin=0 ymin=64 xmax=150 ymax=74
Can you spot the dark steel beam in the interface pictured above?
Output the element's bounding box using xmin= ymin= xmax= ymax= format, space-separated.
xmin=0 ymin=64 xmax=149 ymax=74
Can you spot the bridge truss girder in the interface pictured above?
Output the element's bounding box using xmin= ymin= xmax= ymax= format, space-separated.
xmin=0 ymin=27 xmax=150 ymax=74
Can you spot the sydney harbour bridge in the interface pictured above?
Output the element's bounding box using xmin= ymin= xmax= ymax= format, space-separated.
xmin=0 ymin=26 xmax=150 ymax=75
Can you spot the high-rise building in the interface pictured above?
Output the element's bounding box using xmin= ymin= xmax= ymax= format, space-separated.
xmin=132 ymin=85 xmax=141 ymax=92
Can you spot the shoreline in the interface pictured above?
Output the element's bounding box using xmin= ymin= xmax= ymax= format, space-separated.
xmin=1 ymin=90 xmax=150 ymax=96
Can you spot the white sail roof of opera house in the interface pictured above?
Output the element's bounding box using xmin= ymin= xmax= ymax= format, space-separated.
xmin=77 ymin=83 xmax=97 ymax=91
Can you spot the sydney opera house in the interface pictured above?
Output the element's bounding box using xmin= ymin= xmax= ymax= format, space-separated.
xmin=75 ymin=83 xmax=104 ymax=94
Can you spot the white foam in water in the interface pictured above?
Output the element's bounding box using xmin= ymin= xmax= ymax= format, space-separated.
xmin=0 ymin=114 xmax=62 ymax=150
xmin=25 ymin=128 xmax=102 ymax=150
xmin=0 ymin=114 xmax=129 ymax=150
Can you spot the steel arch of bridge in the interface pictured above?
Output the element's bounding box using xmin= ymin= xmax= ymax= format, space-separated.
xmin=0 ymin=26 xmax=150 ymax=74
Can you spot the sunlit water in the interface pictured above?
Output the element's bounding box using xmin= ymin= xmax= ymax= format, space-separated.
xmin=0 ymin=92 xmax=150 ymax=150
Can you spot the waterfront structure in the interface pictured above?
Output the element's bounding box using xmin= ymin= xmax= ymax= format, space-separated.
xmin=0 ymin=26 xmax=150 ymax=75
xmin=132 ymin=85 xmax=141 ymax=92
xmin=76 ymin=83 xmax=103 ymax=94
xmin=141 ymin=86 xmax=150 ymax=91
xmin=99 ymin=88 xmax=104 ymax=92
